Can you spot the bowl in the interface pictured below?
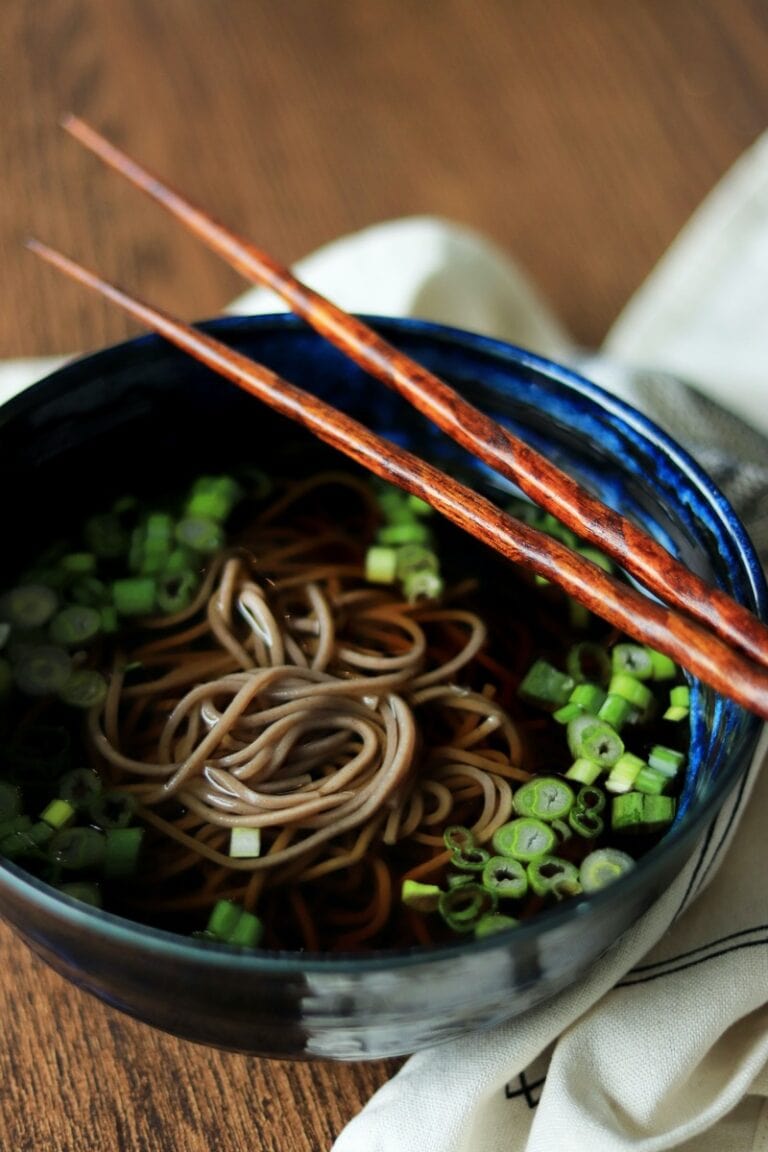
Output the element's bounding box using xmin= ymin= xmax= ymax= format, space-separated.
xmin=0 ymin=314 xmax=764 ymax=1061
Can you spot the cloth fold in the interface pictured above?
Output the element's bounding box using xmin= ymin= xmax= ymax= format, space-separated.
xmin=3 ymin=130 xmax=768 ymax=1152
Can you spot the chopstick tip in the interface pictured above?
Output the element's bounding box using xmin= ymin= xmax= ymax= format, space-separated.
xmin=60 ymin=111 xmax=82 ymax=133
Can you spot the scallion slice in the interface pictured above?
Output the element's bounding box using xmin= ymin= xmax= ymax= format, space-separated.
xmin=491 ymin=817 xmax=557 ymax=862
xmin=512 ymin=777 xmax=574 ymax=821
xmin=14 ymin=645 xmax=73 ymax=697
xmin=481 ymin=856 xmax=528 ymax=899
xmin=580 ymin=848 xmax=635 ymax=892
xmin=527 ymin=855 xmax=581 ymax=899
xmin=59 ymin=670 xmax=108 ymax=710
xmin=0 ymin=584 xmax=59 ymax=630
xmin=49 ymin=826 xmax=106 ymax=870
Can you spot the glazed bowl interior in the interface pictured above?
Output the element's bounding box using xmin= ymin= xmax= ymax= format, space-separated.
xmin=0 ymin=314 xmax=764 ymax=1060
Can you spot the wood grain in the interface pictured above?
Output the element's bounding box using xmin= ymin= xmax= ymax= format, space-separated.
xmin=1 ymin=2 xmax=767 ymax=1149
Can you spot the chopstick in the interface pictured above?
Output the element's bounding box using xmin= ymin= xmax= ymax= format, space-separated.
xmin=26 ymin=237 xmax=768 ymax=721
xmin=60 ymin=113 xmax=768 ymax=674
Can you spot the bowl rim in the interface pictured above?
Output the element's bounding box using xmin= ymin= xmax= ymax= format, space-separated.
xmin=1 ymin=311 xmax=764 ymax=974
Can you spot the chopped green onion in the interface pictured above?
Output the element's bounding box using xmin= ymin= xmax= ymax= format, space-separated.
xmin=112 ymin=577 xmax=156 ymax=616
xmin=401 ymin=879 xmax=442 ymax=911
xmin=57 ymin=768 xmax=102 ymax=809
xmin=69 ymin=577 xmax=110 ymax=608
xmin=580 ymin=848 xmax=635 ymax=892
xmin=664 ymin=684 xmax=690 ymax=722
xmin=395 ymin=544 xmax=438 ymax=578
xmin=513 ymin=777 xmax=574 ymax=821
xmin=143 ymin=513 xmax=174 ymax=559
xmin=565 ymin=757 xmax=603 ymax=785
xmin=376 ymin=522 xmax=431 ymax=546
xmin=406 ymin=494 xmax=433 ymax=517
xmin=568 ymin=784 xmax=606 ymax=838
xmin=492 ymin=817 xmax=557 ymax=862
xmin=648 ymin=744 xmax=685 ymax=776
xmin=40 ymin=798 xmax=76 ymax=830
xmin=0 ymin=584 xmax=59 ymax=629
xmin=229 ymin=827 xmax=262 ymax=859
xmin=605 ymin=752 xmax=646 ymax=794
xmin=175 ymin=517 xmax=224 ymax=554
xmin=163 ymin=547 xmax=195 ymax=575
xmin=103 ymin=827 xmax=144 ymax=877
xmin=365 ymin=545 xmax=398 ymax=585
xmin=228 ymin=910 xmax=263 ymax=948
xmin=568 ymin=806 xmax=604 ymax=839
xmin=608 ymin=673 xmax=653 ymax=711
xmin=566 ymin=642 xmax=611 ymax=685
xmin=59 ymin=670 xmax=108 ymax=710
xmin=184 ymin=475 xmax=241 ymax=522
xmin=640 ymin=794 xmax=676 ymax=831
xmin=597 ymin=692 xmax=633 ymax=730
xmin=49 ymin=826 xmax=106 ymax=870
xmin=156 ymin=570 xmax=199 ymax=614
xmin=569 ymin=716 xmax=624 ymax=767
xmin=611 ymin=643 xmax=654 ymax=679
xmin=481 ymin=855 xmax=528 ymax=898
xmin=438 ymin=882 xmax=497 ymax=933
xmin=569 ymin=682 xmax=607 ymax=714
xmin=634 ymin=766 xmax=670 ymax=795
xmin=519 ymin=660 xmax=575 ymax=709
xmin=647 ymin=648 xmax=678 ymax=680
xmin=87 ymin=790 xmax=137 ymax=830
xmin=551 ymin=817 xmax=573 ymax=842
xmin=207 ymin=899 xmax=242 ymax=940
xmin=49 ymin=605 xmax=101 ymax=647
xmin=402 ymin=570 xmax=443 ymax=602
xmin=27 ymin=821 xmax=55 ymax=848
xmin=444 ymin=827 xmax=490 ymax=873
xmin=99 ymin=605 xmax=119 ymax=634
xmin=451 ymin=844 xmax=490 ymax=872
xmin=0 ymin=814 xmax=32 ymax=840
xmin=474 ymin=913 xmax=519 ymax=938
xmin=610 ymin=792 xmax=645 ymax=831
xmin=552 ymin=701 xmax=585 ymax=724
xmin=446 ymin=871 xmax=474 ymax=889
xmin=444 ymin=826 xmax=475 ymax=853
xmin=527 ymin=855 xmax=581 ymax=899
xmin=611 ymin=791 xmax=675 ymax=833
xmin=60 ymin=552 xmax=97 ymax=576
xmin=1 ymin=825 xmax=47 ymax=860
xmin=14 ymin=645 xmax=73 ymax=696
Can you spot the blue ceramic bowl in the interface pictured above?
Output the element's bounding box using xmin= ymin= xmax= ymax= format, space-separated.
xmin=0 ymin=315 xmax=764 ymax=1060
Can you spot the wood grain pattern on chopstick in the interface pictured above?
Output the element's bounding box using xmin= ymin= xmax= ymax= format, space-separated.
xmin=60 ymin=114 xmax=768 ymax=672
xmin=26 ymin=236 xmax=768 ymax=720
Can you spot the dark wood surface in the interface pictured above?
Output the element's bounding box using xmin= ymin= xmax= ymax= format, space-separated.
xmin=1 ymin=2 xmax=767 ymax=1149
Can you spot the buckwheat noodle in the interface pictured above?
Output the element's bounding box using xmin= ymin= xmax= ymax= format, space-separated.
xmin=85 ymin=474 xmax=536 ymax=950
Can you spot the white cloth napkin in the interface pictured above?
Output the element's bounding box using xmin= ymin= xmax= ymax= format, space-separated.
xmin=3 ymin=132 xmax=768 ymax=1152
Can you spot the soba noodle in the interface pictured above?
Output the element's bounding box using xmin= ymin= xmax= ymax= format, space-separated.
xmin=0 ymin=470 xmax=685 ymax=952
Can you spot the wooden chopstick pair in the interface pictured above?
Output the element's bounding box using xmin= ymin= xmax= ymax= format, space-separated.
xmin=26 ymin=117 xmax=768 ymax=721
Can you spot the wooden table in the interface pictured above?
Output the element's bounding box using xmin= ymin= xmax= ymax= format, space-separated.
xmin=0 ymin=2 xmax=766 ymax=1148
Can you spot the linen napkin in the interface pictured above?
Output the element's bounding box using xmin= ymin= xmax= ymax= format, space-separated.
xmin=3 ymin=131 xmax=768 ymax=1152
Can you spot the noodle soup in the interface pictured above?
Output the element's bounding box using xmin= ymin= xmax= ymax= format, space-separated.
xmin=0 ymin=460 xmax=688 ymax=953
xmin=0 ymin=316 xmax=761 ymax=1058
